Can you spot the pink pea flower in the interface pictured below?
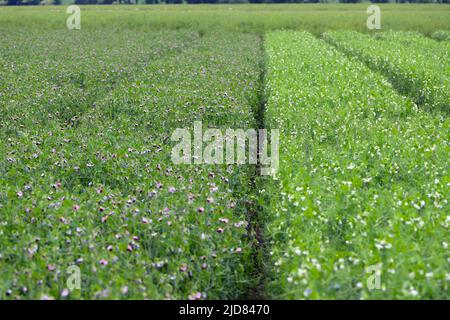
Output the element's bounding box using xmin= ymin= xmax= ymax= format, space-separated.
xmin=188 ymin=292 xmax=202 ymax=300
xmin=180 ymin=264 xmax=188 ymax=272
xmin=61 ymin=289 xmax=70 ymax=298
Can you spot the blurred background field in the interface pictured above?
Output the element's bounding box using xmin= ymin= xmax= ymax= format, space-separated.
xmin=0 ymin=4 xmax=449 ymax=35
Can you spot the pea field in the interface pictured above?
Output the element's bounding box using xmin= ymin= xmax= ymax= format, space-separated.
xmin=0 ymin=4 xmax=449 ymax=300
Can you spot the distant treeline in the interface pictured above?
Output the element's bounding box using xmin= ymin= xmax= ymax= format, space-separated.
xmin=3 ymin=0 xmax=449 ymax=5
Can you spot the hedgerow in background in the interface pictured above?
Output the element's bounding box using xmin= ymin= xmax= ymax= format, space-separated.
xmin=265 ymin=31 xmax=449 ymax=299
xmin=0 ymin=29 xmax=262 ymax=299
xmin=323 ymin=31 xmax=450 ymax=113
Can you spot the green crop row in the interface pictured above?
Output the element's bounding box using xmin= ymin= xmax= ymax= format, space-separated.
xmin=372 ymin=31 xmax=450 ymax=62
xmin=323 ymin=31 xmax=450 ymax=113
xmin=265 ymin=31 xmax=449 ymax=299
xmin=0 ymin=29 xmax=262 ymax=299
xmin=431 ymin=30 xmax=450 ymax=41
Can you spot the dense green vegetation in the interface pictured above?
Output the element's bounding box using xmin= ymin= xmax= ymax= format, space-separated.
xmin=0 ymin=5 xmax=449 ymax=300
xmin=0 ymin=4 xmax=449 ymax=35
xmin=0 ymin=28 xmax=264 ymax=299
xmin=432 ymin=29 xmax=450 ymax=40
xmin=324 ymin=30 xmax=450 ymax=113
xmin=265 ymin=30 xmax=449 ymax=299
xmin=2 ymin=0 xmax=449 ymax=5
